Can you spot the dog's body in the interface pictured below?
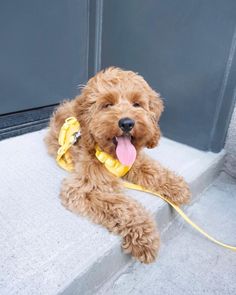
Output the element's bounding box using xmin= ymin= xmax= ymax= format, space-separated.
xmin=45 ymin=67 xmax=190 ymax=263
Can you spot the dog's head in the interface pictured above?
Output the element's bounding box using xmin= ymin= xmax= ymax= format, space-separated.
xmin=74 ymin=67 xmax=164 ymax=165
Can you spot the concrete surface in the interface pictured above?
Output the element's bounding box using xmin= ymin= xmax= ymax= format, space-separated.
xmin=0 ymin=130 xmax=225 ymax=295
xmin=98 ymin=173 xmax=236 ymax=295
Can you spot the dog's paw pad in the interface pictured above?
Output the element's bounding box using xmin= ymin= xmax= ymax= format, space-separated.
xmin=122 ymin=232 xmax=159 ymax=264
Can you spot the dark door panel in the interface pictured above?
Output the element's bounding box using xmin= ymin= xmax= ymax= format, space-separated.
xmin=0 ymin=0 xmax=88 ymax=115
xmin=101 ymin=0 xmax=236 ymax=151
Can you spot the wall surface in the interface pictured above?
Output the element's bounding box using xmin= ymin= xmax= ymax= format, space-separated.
xmin=226 ymin=105 xmax=236 ymax=155
xmin=224 ymin=105 xmax=236 ymax=177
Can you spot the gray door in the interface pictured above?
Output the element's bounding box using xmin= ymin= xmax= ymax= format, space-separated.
xmin=0 ymin=0 xmax=89 ymax=138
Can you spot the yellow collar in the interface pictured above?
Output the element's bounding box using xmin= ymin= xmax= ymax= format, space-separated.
xmin=56 ymin=117 xmax=132 ymax=177
xmin=95 ymin=145 xmax=131 ymax=177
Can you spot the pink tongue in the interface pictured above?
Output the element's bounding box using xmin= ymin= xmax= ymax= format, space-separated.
xmin=116 ymin=136 xmax=137 ymax=166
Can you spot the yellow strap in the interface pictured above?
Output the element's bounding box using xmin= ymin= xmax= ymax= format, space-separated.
xmin=95 ymin=145 xmax=131 ymax=177
xmin=56 ymin=117 xmax=131 ymax=176
xmin=124 ymin=181 xmax=236 ymax=251
xmin=56 ymin=117 xmax=81 ymax=172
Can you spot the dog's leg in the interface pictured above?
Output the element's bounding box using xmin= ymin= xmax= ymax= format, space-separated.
xmin=125 ymin=153 xmax=191 ymax=205
xmin=60 ymin=173 xmax=159 ymax=263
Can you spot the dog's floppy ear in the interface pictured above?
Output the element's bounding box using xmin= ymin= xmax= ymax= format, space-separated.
xmin=146 ymin=91 xmax=163 ymax=149
xmin=74 ymin=93 xmax=94 ymax=126
xmin=74 ymin=94 xmax=86 ymax=119
xmin=149 ymin=91 xmax=164 ymax=121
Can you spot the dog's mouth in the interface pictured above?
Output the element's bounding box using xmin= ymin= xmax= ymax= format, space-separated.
xmin=112 ymin=134 xmax=136 ymax=166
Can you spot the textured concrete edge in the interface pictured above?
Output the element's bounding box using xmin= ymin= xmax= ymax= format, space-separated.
xmin=59 ymin=243 xmax=130 ymax=295
xmin=224 ymin=154 xmax=236 ymax=178
xmin=60 ymin=152 xmax=225 ymax=295
xmin=189 ymin=151 xmax=226 ymax=200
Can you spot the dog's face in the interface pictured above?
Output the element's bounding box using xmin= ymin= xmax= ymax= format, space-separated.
xmin=75 ymin=67 xmax=163 ymax=165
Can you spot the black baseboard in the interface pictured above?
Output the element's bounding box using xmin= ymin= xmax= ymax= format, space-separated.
xmin=0 ymin=105 xmax=57 ymax=141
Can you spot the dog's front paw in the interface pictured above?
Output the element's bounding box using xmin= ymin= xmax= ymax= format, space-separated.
xmin=166 ymin=180 xmax=191 ymax=206
xmin=122 ymin=223 xmax=160 ymax=264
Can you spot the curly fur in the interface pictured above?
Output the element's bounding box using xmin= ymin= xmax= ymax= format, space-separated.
xmin=45 ymin=67 xmax=190 ymax=263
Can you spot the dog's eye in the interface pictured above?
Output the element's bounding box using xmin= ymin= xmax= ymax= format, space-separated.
xmin=103 ymin=103 xmax=113 ymax=109
xmin=133 ymin=102 xmax=141 ymax=107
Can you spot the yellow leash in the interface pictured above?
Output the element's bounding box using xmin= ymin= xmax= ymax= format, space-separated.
xmin=124 ymin=181 xmax=236 ymax=251
xmin=56 ymin=117 xmax=236 ymax=251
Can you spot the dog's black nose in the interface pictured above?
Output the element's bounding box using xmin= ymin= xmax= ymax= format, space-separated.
xmin=118 ymin=117 xmax=135 ymax=132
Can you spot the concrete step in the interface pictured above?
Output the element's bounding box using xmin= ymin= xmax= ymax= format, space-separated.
xmin=0 ymin=130 xmax=225 ymax=295
xmin=97 ymin=173 xmax=236 ymax=295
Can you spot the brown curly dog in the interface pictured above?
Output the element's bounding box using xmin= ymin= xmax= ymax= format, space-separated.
xmin=45 ymin=67 xmax=190 ymax=263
